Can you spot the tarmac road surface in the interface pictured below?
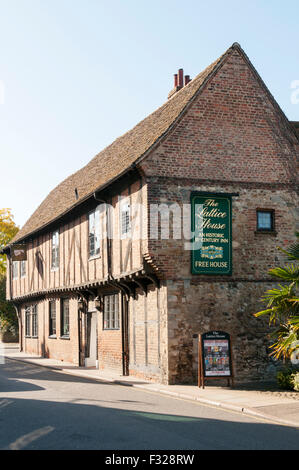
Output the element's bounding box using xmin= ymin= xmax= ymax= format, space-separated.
xmin=0 ymin=358 xmax=298 ymax=450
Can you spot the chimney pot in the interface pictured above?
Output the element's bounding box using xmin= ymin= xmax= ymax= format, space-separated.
xmin=184 ymin=75 xmax=191 ymax=86
xmin=168 ymin=68 xmax=190 ymax=99
xmin=178 ymin=68 xmax=184 ymax=88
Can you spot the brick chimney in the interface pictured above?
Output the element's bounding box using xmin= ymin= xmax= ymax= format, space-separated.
xmin=168 ymin=68 xmax=191 ymax=99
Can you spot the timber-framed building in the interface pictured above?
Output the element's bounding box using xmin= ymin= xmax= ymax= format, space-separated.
xmin=3 ymin=43 xmax=299 ymax=384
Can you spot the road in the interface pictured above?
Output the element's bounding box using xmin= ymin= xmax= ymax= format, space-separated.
xmin=0 ymin=358 xmax=298 ymax=450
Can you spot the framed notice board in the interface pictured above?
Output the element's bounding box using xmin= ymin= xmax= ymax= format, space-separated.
xmin=198 ymin=331 xmax=234 ymax=388
xmin=191 ymin=193 xmax=232 ymax=275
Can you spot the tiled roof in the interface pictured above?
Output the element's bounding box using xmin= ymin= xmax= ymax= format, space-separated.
xmin=290 ymin=121 xmax=299 ymax=139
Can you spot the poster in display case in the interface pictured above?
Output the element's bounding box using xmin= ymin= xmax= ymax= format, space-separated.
xmin=197 ymin=331 xmax=234 ymax=388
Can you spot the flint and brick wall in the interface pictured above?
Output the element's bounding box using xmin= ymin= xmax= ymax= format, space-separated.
xmin=140 ymin=48 xmax=298 ymax=384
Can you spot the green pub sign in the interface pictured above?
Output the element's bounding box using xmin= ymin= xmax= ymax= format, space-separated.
xmin=191 ymin=193 xmax=232 ymax=275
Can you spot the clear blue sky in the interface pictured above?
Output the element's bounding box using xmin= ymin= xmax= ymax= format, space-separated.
xmin=0 ymin=0 xmax=298 ymax=228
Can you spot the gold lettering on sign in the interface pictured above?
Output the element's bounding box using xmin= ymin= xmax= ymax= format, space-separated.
xmin=195 ymin=199 xmax=227 ymax=232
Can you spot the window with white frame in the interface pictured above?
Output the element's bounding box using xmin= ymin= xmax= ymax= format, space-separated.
xmin=61 ymin=298 xmax=70 ymax=337
xmin=103 ymin=294 xmax=119 ymax=330
xmin=49 ymin=301 xmax=56 ymax=337
xmin=89 ymin=208 xmax=101 ymax=258
xmin=51 ymin=230 xmax=59 ymax=270
xmin=25 ymin=305 xmax=38 ymax=337
xmin=12 ymin=261 xmax=18 ymax=280
xmin=25 ymin=307 xmax=31 ymax=336
xmin=120 ymin=201 xmax=131 ymax=238
xmin=20 ymin=260 xmax=26 ymax=278
xmin=31 ymin=305 xmax=38 ymax=337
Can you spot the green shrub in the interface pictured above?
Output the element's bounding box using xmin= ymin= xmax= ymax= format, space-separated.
xmin=291 ymin=372 xmax=299 ymax=392
xmin=0 ymin=274 xmax=18 ymax=336
xmin=276 ymin=368 xmax=296 ymax=390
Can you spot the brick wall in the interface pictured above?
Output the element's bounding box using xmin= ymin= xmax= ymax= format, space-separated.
xmin=139 ymin=48 xmax=298 ymax=384
xmin=22 ymin=295 xmax=79 ymax=365
xmin=98 ymin=293 xmax=123 ymax=373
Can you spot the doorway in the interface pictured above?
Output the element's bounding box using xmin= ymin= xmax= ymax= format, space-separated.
xmin=84 ymin=311 xmax=98 ymax=368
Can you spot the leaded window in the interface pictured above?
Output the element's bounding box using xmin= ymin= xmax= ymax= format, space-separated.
xmin=20 ymin=260 xmax=26 ymax=278
xmin=12 ymin=261 xmax=18 ymax=280
xmin=51 ymin=230 xmax=59 ymax=270
xmin=120 ymin=202 xmax=130 ymax=238
xmin=25 ymin=307 xmax=31 ymax=336
xmin=31 ymin=305 xmax=38 ymax=337
xmin=103 ymin=294 xmax=119 ymax=330
xmin=49 ymin=301 xmax=56 ymax=337
xmin=25 ymin=305 xmax=38 ymax=337
xmin=89 ymin=208 xmax=101 ymax=258
xmin=257 ymin=210 xmax=274 ymax=232
xmin=61 ymin=299 xmax=70 ymax=337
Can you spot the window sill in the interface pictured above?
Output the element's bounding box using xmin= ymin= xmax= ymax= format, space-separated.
xmin=59 ymin=335 xmax=70 ymax=340
xmin=48 ymin=335 xmax=57 ymax=339
xmin=88 ymin=255 xmax=101 ymax=261
xmin=255 ymin=230 xmax=277 ymax=236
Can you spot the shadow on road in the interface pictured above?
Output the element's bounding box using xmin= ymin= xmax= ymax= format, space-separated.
xmin=1 ymin=353 xmax=299 ymax=450
xmin=0 ymin=358 xmax=127 ymax=386
xmin=0 ymin=394 xmax=298 ymax=450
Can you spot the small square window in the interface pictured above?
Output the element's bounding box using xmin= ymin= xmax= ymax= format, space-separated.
xmin=257 ymin=210 xmax=274 ymax=231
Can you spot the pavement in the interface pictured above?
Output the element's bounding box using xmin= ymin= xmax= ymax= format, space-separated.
xmin=1 ymin=343 xmax=298 ymax=429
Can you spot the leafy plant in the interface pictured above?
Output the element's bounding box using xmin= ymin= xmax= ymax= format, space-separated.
xmin=0 ymin=209 xmax=19 ymax=275
xmin=0 ymin=209 xmax=19 ymax=336
xmin=254 ymin=233 xmax=299 ymax=361
xmin=292 ymin=372 xmax=299 ymax=392
xmin=0 ymin=274 xmax=18 ymax=334
xmin=276 ymin=368 xmax=295 ymax=390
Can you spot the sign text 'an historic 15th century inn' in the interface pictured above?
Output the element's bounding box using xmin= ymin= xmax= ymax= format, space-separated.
xmin=191 ymin=193 xmax=232 ymax=275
